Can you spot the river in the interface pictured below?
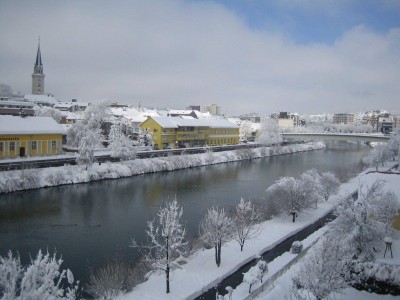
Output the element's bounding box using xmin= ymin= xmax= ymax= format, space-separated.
xmin=0 ymin=141 xmax=369 ymax=285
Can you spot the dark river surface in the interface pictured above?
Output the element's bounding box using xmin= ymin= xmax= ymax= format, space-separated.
xmin=0 ymin=142 xmax=369 ymax=285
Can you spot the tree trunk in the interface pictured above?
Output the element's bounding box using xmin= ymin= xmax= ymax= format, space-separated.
xmin=215 ymin=245 xmax=218 ymax=266
xmin=166 ymin=236 xmax=170 ymax=294
xmin=217 ymin=240 xmax=222 ymax=267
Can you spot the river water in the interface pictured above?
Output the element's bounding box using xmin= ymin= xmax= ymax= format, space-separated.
xmin=0 ymin=142 xmax=369 ymax=284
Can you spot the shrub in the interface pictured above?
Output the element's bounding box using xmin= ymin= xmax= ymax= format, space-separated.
xmin=290 ymin=241 xmax=303 ymax=254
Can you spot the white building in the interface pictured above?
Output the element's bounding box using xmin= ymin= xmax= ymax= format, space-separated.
xmin=201 ymin=104 xmax=221 ymax=116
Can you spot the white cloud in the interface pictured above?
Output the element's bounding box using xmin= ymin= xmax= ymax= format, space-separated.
xmin=0 ymin=0 xmax=399 ymax=115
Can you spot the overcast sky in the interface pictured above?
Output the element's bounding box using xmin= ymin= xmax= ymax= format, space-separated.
xmin=0 ymin=0 xmax=399 ymax=116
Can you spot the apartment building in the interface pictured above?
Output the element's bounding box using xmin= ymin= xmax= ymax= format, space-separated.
xmin=140 ymin=116 xmax=239 ymax=150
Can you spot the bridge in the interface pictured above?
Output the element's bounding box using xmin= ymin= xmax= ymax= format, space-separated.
xmin=282 ymin=132 xmax=390 ymax=143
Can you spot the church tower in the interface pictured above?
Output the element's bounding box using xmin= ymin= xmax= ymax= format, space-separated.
xmin=32 ymin=38 xmax=45 ymax=95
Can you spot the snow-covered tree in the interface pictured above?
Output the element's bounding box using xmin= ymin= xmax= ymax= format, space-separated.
xmin=34 ymin=106 xmax=64 ymax=123
xmin=319 ymin=172 xmax=340 ymax=201
xmin=200 ymin=207 xmax=233 ymax=267
xmin=0 ymin=83 xmax=13 ymax=97
xmin=292 ymin=237 xmax=348 ymax=300
xmin=266 ymin=176 xmax=312 ymax=221
xmin=300 ymin=169 xmax=323 ymax=208
xmin=0 ymin=250 xmax=79 ymax=300
xmin=108 ymin=123 xmax=137 ymax=161
xmin=386 ymin=128 xmax=400 ymax=160
xmin=363 ymin=143 xmax=389 ymax=171
xmin=67 ymin=101 xmax=110 ymax=148
xmin=136 ymin=198 xmax=187 ymax=294
xmin=256 ymin=118 xmax=282 ymax=146
xmin=239 ymin=121 xmax=253 ymax=142
xmin=76 ymin=134 xmax=96 ymax=169
xmin=233 ymin=198 xmax=261 ymax=251
xmin=138 ymin=128 xmax=153 ymax=148
xmin=372 ymin=190 xmax=399 ymax=233
xmin=329 ymin=180 xmax=385 ymax=261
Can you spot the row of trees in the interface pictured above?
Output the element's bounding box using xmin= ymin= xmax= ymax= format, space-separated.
xmin=292 ymin=180 xmax=400 ymax=299
xmin=64 ymin=101 xmax=153 ymax=169
xmin=131 ymin=197 xmax=261 ymax=294
xmin=363 ymin=127 xmax=400 ymax=171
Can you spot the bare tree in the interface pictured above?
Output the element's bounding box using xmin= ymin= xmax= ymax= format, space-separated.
xmin=200 ymin=207 xmax=233 ymax=267
xmin=292 ymin=237 xmax=348 ymax=300
xmin=233 ymin=198 xmax=261 ymax=251
xmin=87 ymin=259 xmax=140 ymax=300
xmin=133 ymin=198 xmax=187 ymax=294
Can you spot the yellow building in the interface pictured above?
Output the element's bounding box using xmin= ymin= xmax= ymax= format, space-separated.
xmin=0 ymin=115 xmax=65 ymax=158
xmin=140 ymin=116 xmax=239 ymax=150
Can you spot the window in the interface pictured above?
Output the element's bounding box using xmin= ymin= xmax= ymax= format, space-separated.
xmin=31 ymin=141 xmax=37 ymax=150
xmin=51 ymin=141 xmax=56 ymax=148
xmin=0 ymin=142 xmax=2 ymax=151
xmin=10 ymin=142 xmax=15 ymax=151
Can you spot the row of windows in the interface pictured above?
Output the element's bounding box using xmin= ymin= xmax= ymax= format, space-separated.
xmin=208 ymin=138 xmax=237 ymax=145
xmin=0 ymin=141 xmax=57 ymax=151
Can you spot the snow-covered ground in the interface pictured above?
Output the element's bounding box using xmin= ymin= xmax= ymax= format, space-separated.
xmin=254 ymin=170 xmax=400 ymax=300
xmin=116 ymin=164 xmax=400 ymax=300
xmin=0 ymin=142 xmax=324 ymax=193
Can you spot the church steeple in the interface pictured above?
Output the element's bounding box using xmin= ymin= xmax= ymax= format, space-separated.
xmin=32 ymin=37 xmax=45 ymax=95
xmin=34 ymin=38 xmax=43 ymax=74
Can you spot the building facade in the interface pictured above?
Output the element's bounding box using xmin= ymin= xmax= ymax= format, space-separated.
xmin=0 ymin=116 xmax=65 ymax=158
xmin=201 ymin=104 xmax=221 ymax=116
xmin=32 ymin=40 xmax=45 ymax=95
xmin=333 ymin=113 xmax=355 ymax=124
xmin=140 ymin=116 xmax=239 ymax=150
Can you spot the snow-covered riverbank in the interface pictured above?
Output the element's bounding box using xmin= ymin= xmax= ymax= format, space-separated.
xmin=118 ymin=165 xmax=400 ymax=300
xmin=0 ymin=142 xmax=324 ymax=194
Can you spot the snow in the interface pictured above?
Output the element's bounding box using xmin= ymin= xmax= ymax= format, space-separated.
xmin=116 ymin=164 xmax=399 ymax=300
xmin=24 ymin=94 xmax=59 ymax=105
xmin=0 ymin=115 xmax=66 ymax=135
xmin=145 ymin=116 xmax=239 ymax=129
xmin=0 ymin=142 xmax=325 ymax=193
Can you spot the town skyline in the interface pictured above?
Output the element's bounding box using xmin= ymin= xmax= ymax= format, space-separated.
xmin=1 ymin=0 xmax=399 ymax=115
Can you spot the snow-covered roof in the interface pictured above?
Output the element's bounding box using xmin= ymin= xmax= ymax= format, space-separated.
xmin=168 ymin=109 xmax=194 ymax=115
xmin=110 ymin=107 xmax=140 ymax=117
xmin=148 ymin=116 xmax=239 ymax=129
xmin=0 ymin=100 xmax=36 ymax=108
xmin=24 ymin=94 xmax=59 ymax=105
xmin=150 ymin=117 xmax=179 ymax=128
xmin=0 ymin=116 xmax=66 ymax=135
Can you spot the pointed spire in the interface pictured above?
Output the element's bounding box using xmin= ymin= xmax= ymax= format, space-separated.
xmin=34 ymin=37 xmax=43 ymax=74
